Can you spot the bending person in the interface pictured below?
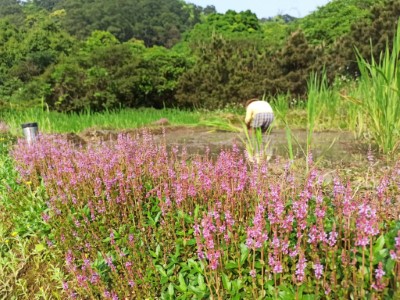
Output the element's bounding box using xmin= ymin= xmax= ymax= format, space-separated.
xmin=244 ymin=98 xmax=274 ymax=133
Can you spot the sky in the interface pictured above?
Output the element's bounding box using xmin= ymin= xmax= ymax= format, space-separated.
xmin=187 ymin=0 xmax=332 ymax=19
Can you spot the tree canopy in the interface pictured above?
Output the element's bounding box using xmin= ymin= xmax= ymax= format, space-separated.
xmin=0 ymin=0 xmax=399 ymax=111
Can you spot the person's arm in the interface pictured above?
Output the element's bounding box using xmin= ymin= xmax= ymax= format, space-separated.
xmin=245 ymin=107 xmax=253 ymax=129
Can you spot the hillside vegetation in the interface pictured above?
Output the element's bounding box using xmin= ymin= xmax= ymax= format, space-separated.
xmin=0 ymin=0 xmax=399 ymax=111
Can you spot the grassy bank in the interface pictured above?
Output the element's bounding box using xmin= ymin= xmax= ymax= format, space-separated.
xmin=0 ymin=107 xmax=204 ymax=135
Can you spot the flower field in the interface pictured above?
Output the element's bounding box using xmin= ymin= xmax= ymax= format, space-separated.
xmin=8 ymin=131 xmax=400 ymax=299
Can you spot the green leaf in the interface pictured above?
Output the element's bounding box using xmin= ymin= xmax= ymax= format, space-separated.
xmin=373 ymin=235 xmax=385 ymax=255
xmin=167 ymin=265 xmax=175 ymax=276
xmin=160 ymin=276 xmax=169 ymax=284
xmin=156 ymin=265 xmax=167 ymax=277
xmin=174 ymin=243 xmax=181 ymax=257
xmin=198 ymin=274 xmax=206 ymax=291
xmin=373 ymin=249 xmax=388 ymax=264
xmin=255 ymin=261 xmax=264 ymax=269
xmin=240 ymin=243 xmax=249 ymax=266
xmin=178 ymin=273 xmax=187 ymax=292
xmin=185 ymin=238 xmax=196 ymax=246
xmin=154 ymin=211 xmax=162 ymax=224
xmin=194 ymin=205 xmax=200 ymax=219
xmin=168 ymin=283 xmax=174 ymax=296
xmin=231 ymin=278 xmax=243 ymax=294
xmin=221 ymin=273 xmax=232 ymax=291
xmin=188 ymin=285 xmax=204 ymax=297
xmin=386 ymin=258 xmax=396 ymax=274
xmin=188 ymin=259 xmax=203 ymax=274
xmin=184 ymin=213 xmax=193 ymax=224
xmin=232 ymin=294 xmax=242 ymax=300
xmin=278 ymin=284 xmax=295 ymax=299
xmin=149 ymin=249 xmax=157 ymax=258
xmin=265 ymin=280 xmax=275 ymax=295
xmin=226 ymin=261 xmax=238 ymax=269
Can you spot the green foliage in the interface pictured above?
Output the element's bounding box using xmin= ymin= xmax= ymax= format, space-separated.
xmin=52 ymin=0 xmax=205 ymax=47
xmin=33 ymin=0 xmax=63 ymax=11
xmin=329 ymin=0 xmax=400 ymax=77
xmin=298 ymin=0 xmax=379 ymax=45
xmin=1 ymin=107 xmax=202 ymax=133
xmin=1 ymin=0 xmax=400 ymax=118
xmin=184 ymin=10 xmax=262 ymax=45
xmin=261 ymin=16 xmax=291 ymax=48
xmin=176 ymin=35 xmax=274 ymax=109
xmin=0 ymin=8 xmax=76 ymax=107
xmin=354 ymin=20 xmax=400 ymax=154
xmin=83 ymin=30 xmax=120 ymax=52
xmin=266 ymin=30 xmax=326 ymax=97
xmin=41 ymin=39 xmax=190 ymax=111
xmin=0 ymin=0 xmax=25 ymax=25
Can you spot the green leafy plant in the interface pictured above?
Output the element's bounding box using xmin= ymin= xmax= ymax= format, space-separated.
xmin=354 ymin=20 xmax=400 ymax=154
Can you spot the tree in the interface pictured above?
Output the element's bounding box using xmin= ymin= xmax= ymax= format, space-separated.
xmin=32 ymin=0 xmax=63 ymax=11
xmin=0 ymin=0 xmax=25 ymax=25
xmin=266 ymin=30 xmax=325 ymax=97
xmin=261 ymin=15 xmax=292 ymax=49
xmin=8 ymin=10 xmax=75 ymax=82
xmin=52 ymin=0 xmax=205 ymax=47
xmin=0 ymin=0 xmax=23 ymax=16
xmin=184 ymin=10 xmax=262 ymax=44
xmin=176 ymin=35 xmax=275 ymax=109
xmin=298 ymin=0 xmax=379 ymax=45
xmin=329 ymin=0 xmax=400 ymax=77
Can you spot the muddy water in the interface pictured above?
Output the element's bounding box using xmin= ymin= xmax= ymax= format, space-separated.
xmin=155 ymin=127 xmax=367 ymax=164
xmin=72 ymin=126 xmax=371 ymax=166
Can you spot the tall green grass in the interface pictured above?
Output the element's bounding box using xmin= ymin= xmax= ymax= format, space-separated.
xmin=305 ymin=71 xmax=333 ymax=165
xmin=355 ymin=21 xmax=400 ymax=154
xmin=240 ymin=124 xmax=273 ymax=163
xmin=307 ymin=70 xmax=342 ymax=130
xmin=0 ymin=107 xmax=202 ymax=134
xmin=271 ymin=94 xmax=294 ymax=161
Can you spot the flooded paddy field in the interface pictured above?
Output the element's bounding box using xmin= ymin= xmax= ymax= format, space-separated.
xmin=68 ymin=126 xmax=375 ymax=168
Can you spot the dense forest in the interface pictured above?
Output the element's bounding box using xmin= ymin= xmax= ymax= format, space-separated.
xmin=0 ymin=0 xmax=399 ymax=111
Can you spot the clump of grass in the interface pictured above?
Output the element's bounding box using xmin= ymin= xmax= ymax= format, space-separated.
xmin=354 ymin=20 xmax=400 ymax=154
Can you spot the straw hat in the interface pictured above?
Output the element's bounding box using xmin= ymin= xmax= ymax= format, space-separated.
xmin=245 ymin=98 xmax=259 ymax=108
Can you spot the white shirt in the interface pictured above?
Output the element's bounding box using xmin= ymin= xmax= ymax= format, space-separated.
xmin=245 ymin=101 xmax=273 ymax=124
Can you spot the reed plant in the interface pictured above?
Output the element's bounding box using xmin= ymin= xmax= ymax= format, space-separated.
xmin=309 ymin=71 xmax=341 ymax=130
xmin=271 ymin=94 xmax=294 ymax=161
xmin=306 ymin=72 xmax=322 ymax=167
xmin=304 ymin=71 xmax=347 ymax=168
xmin=354 ymin=21 xmax=400 ymax=154
xmin=270 ymin=94 xmax=289 ymax=123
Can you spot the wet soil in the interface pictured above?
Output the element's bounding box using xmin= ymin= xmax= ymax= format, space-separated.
xmin=66 ymin=126 xmax=373 ymax=167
